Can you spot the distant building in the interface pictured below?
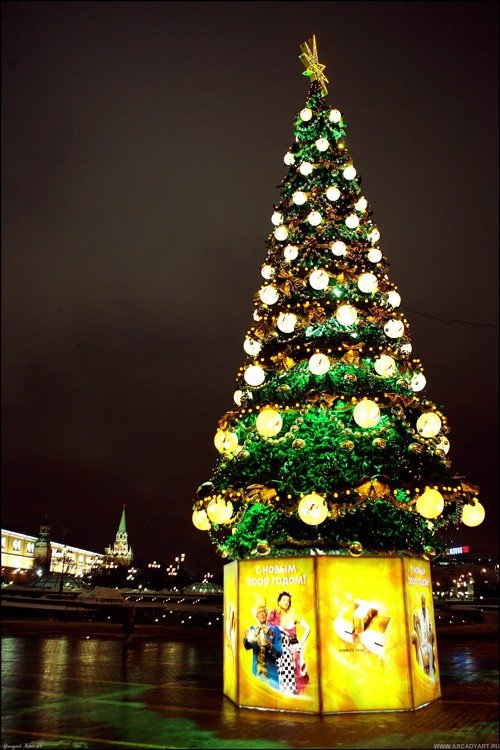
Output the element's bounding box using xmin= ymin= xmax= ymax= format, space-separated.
xmin=103 ymin=505 xmax=133 ymax=568
xmin=33 ymin=525 xmax=52 ymax=574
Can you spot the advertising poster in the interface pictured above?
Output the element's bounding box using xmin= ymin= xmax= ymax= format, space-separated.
xmin=317 ymin=556 xmax=413 ymax=712
xmin=403 ymin=558 xmax=441 ymax=707
xmin=223 ymin=560 xmax=238 ymax=703
xmin=237 ymin=557 xmax=319 ymax=712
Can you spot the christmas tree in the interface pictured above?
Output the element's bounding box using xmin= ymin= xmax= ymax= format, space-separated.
xmin=193 ymin=36 xmax=485 ymax=561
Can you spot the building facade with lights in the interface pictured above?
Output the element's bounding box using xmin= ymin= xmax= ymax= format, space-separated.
xmin=1 ymin=528 xmax=104 ymax=579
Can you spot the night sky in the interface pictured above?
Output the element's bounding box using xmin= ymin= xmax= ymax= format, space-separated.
xmin=2 ymin=1 xmax=498 ymax=575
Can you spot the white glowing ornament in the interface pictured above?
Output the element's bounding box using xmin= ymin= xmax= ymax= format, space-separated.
xmin=357 ymin=272 xmax=378 ymax=294
xmin=261 ymin=264 xmax=275 ymax=280
xmin=368 ymin=228 xmax=381 ymax=243
xmin=233 ymin=390 xmax=243 ymax=406
xmin=437 ymin=435 xmax=450 ymax=454
xmin=329 ymin=109 xmax=341 ymax=123
xmin=326 ymin=186 xmax=341 ymax=201
xmin=244 ymin=365 xmax=265 ymax=386
xmin=284 ymin=152 xmax=295 ymax=165
xmin=416 ymin=412 xmax=442 ymax=438
xmin=374 ymin=354 xmax=397 ymax=377
xmin=308 ymin=211 xmax=322 ymax=226
xmin=415 ymin=488 xmax=444 ymax=519
xmin=243 ymin=338 xmax=261 ymax=357
xmin=315 ymin=138 xmax=329 ymax=151
xmin=355 ymin=197 xmax=368 ymax=212
xmin=256 ymin=407 xmax=283 ymax=437
xmin=461 ymin=500 xmax=485 ymax=527
xmin=331 ymin=240 xmax=347 ymax=256
xmin=259 ymin=285 xmax=279 ymax=305
xmin=253 ymin=310 xmax=262 ymax=322
xmin=274 ymin=225 xmax=288 ymax=241
xmin=410 ymin=371 xmax=426 ymax=392
xmin=192 ymin=509 xmax=211 ymax=531
xmin=271 ymin=211 xmax=282 ymax=226
xmin=298 ymin=493 xmax=328 ymax=525
xmin=401 ymin=342 xmax=412 ymax=355
xmin=367 ymin=248 xmax=382 ymax=263
xmin=336 ymin=304 xmax=358 ymax=326
xmin=309 ymin=269 xmax=329 ymax=290
xmin=300 ymin=107 xmax=313 ymax=121
xmin=308 ymin=353 xmax=330 ymax=375
xmin=214 ymin=429 xmax=239 ymax=454
xmin=345 ymin=214 xmax=360 ymax=229
xmin=284 ymin=245 xmax=299 ymax=260
xmin=292 ymin=191 xmax=307 ymax=205
xmin=342 ymin=165 xmax=357 ymax=180
xmin=384 ymin=319 xmax=405 ymax=338
xmin=387 ymin=290 xmax=401 ymax=308
xmin=299 ymin=162 xmax=313 ymax=176
xmin=207 ymin=497 xmax=234 ymax=524
xmin=353 ymin=399 xmax=381 ymax=428
xmin=277 ymin=312 xmax=297 ymax=333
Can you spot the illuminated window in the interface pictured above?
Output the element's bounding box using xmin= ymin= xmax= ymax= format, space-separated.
xmin=1 ymin=537 xmax=6 ymax=550
xmin=13 ymin=539 xmax=21 ymax=551
xmin=27 ymin=542 xmax=35 ymax=554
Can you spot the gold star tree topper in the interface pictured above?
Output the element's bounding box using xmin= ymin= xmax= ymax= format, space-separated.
xmin=299 ymin=35 xmax=329 ymax=96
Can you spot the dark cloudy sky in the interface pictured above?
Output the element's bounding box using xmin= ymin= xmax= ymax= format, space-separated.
xmin=2 ymin=1 xmax=498 ymax=574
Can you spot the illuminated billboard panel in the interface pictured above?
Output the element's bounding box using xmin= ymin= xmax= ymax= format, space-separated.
xmin=223 ymin=560 xmax=238 ymax=703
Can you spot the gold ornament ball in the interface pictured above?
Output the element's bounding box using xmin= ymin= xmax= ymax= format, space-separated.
xmin=214 ymin=429 xmax=239 ymax=454
xmin=423 ymin=546 xmax=437 ymax=560
xmin=237 ymin=450 xmax=250 ymax=461
xmin=344 ymin=373 xmax=357 ymax=382
xmin=373 ymin=438 xmax=386 ymax=449
xmin=298 ymin=493 xmax=329 ymax=525
xmin=409 ymin=442 xmax=424 ymax=454
xmin=256 ymin=407 xmax=283 ymax=437
xmin=192 ymin=508 xmax=211 ymax=531
xmin=415 ymin=488 xmax=444 ymax=519
xmin=196 ymin=481 xmax=215 ymax=499
xmin=278 ymin=384 xmax=290 ymax=392
xmin=255 ymin=541 xmax=271 ymax=556
xmin=461 ymin=500 xmax=485 ymax=527
xmin=349 ymin=541 xmax=363 ymax=557
xmin=342 ymin=440 xmax=355 ymax=451
xmin=206 ymin=497 xmax=234 ymax=525
xmin=292 ymin=439 xmax=306 ymax=450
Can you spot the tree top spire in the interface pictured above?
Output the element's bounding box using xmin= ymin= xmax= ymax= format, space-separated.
xmin=299 ymin=35 xmax=329 ymax=96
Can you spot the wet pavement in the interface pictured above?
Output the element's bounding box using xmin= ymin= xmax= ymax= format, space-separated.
xmin=1 ymin=619 xmax=499 ymax=749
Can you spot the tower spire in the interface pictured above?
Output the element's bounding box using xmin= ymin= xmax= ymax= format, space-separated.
xmin=118 ymin=504 xmax=127 ymax=534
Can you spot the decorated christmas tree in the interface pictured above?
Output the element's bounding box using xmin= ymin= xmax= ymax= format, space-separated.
xmin=193 ymin=36 xmax=485 ymax=562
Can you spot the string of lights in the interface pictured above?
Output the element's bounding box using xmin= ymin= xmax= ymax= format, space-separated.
xmin=401 ymin=305 xmax=498 ymax=328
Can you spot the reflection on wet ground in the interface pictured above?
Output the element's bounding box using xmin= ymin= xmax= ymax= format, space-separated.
xmin=1 ymin=621 xmax=498 ymax=749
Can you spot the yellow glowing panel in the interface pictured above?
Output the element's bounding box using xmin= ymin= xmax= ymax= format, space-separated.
xmin=223 ymin=560 xmax=238 ymax=703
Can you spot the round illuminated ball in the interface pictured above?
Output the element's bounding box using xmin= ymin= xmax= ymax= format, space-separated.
xmin=336 ymin=304 xmax=358 ymax=326
xmin=284 ymin=152 xmax=295 ymax=165
xmin=326 ymin=186 xmax=341 ymax=201
xmin=309 ymin=269 xmax=329 ymax=290
xmin=271 ymin=211 xmax=282 ymax=226
xmin=315 ymin=137 xmax=329 ymax=151
xmin=307 ymin=211 xmax=322 ymax=226
xmin=299 ymin=161 xmax=313 ymax=176
xmin=374 ymin=354 xmax=397 ymax=377
xmin=243 ymin=338 xmax=261 ymax=357
xmin=401 ymin=342 xmax=412 ymax=355
xmin=369 ymin=228 xmax=381 ymax=243
xmin=367 ymin=248 xmax=382 ymax=263
xmin=298 ymin=493 xmax=328 ymax=525
xmin=233 ymin=390 xmax=243 ymax=406
xmin=256 ymin=407 xmax=283 ymax=437
xmin=259 ymin=285 xmax=279 ymax=305
xmin=410 ymin=371 xmax=426 ymax=392
xmin=214 ymin=429 xmax=239 ymax=454
xmin=345 ymin=214 xmax=360 ymax=229
xmin=437 ymin=435 xmax=450 ymax=454
xmin=308 ymin=353 xmax=330 ymax=375
xmin=387 ymin=290 xmax=401 ymax=308
xmin=331 ymin=240 xmax=347 ymax=256
xmin=261 ymin=264 xmax=275 ymax=280
xmin=353 ymin=399 xmax=381 ymax=428
xmin=274 ymin=225 xmax=288 ymax=241
xmin=284 ymin=244 xmax=299 ymax=260
xmin=349 ymin=541 xmax=363 ymax=557
xmin=292 ymin=191 xmax=307 ymax=205
xmin=415 ymin=488 xmax=444 ymax=519
xmin=357 ymin=272 xmax=378 ymax=294
xmin=384 ymin=319 xmax=405 ymax=338
xmin=355 ymin=197 xmax=368 ymax=212
xmin=192 ymin=509 xmax=211 ymax=531
xmin=461 ymin=500 xmax=485 ymax=527
xmin=300 ymin=107 xmax=313 ymax=121
xmin=206 ymin=497 xmax=234 ymax=525
xmin=416 ymin=412 xmax=442 ymax=438
xmin=329 ymin=109 xmax=341 ymax=123
xmin=277 ymin=312 xmax=297 ymax=333
xmin=244 ymin=365 xmax=266 ymax=386
xmin=343 ymin=165 xmax=357 ymax=180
